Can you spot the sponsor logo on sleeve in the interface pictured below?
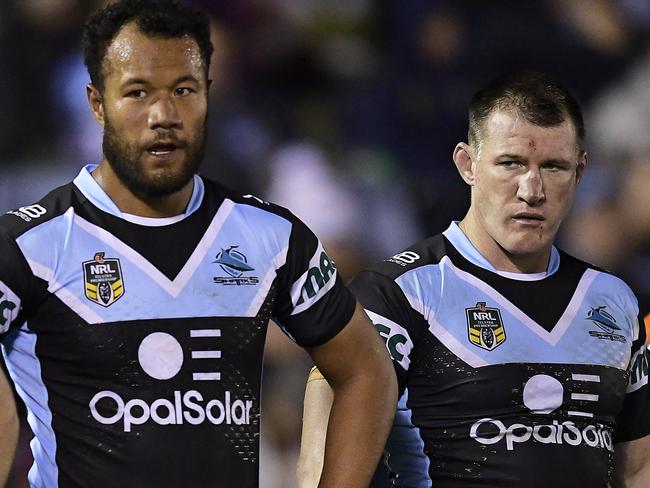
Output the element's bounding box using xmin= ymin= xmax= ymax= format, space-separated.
xmin=386 ymin=251 xmax=420 ymax=267
xmin=466 ymin=302 xmax=506 ymax=351
xmin=627 ymin=345 xmax=649 ymax=393
xmin=6 ymin=204 xmax=47 ymax=222
xmin=585 ymin=306 xmax=626 ymax=343
xmin=83 ymin=252 xmax=124 ymax=307
xmin=0 ymin=280 xmax=20 ymax=334
xmin=365 ymin=309 xmax=413 ymax=371
xmin=290 ymin=242 xmax=337 ymax=316
xmin=212 ymin=246 xmax=259 ymax=286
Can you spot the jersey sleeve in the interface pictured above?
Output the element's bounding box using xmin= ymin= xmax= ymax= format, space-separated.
xmin=348 ymin=269 xmax=428 ymax=394
xmin=271 ymin=215 xmax=356 ymax=348
xmin=0 ymin=229 xmax=37 ymax=342
xmin=614 ymin=311 xmax=650 ymax=442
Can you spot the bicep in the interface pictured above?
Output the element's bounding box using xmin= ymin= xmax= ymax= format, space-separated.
xmin=307 ymin=303 xmax=393 ymax=388
xmin=613 ymin=434 xmax=650 ymax=487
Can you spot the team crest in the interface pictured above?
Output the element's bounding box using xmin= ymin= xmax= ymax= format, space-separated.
xmin=213 ymin=246 xmax=259 ymax=285
xmin=466 ymin=302 xmax=506 ymax=351
xmin=586 ymin=306 xmax=626 ymax=342
xmin=83 ymin=252 xmax=124 ymax=307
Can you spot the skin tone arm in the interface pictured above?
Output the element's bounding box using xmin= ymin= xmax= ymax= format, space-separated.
xmin=612 ymin=435 xmax=650 ymax=488
xmin=0 ymin=365 xmax=19 ymax=487
xmin=300 ymin=303 xmax=397 ymax=488
xmin=297 ymin=369 xmax=333 ymax=487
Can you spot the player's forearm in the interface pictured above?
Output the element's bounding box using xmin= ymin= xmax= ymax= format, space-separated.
xmin=317 ymin=367 xmax=397 ymax=488
xmin=613 ymin=436 xmax=650 ymax=488
xmin=0 ymin=373 xmax=19 ymax=486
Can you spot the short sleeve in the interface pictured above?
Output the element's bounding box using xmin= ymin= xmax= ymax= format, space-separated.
xmin=615 ymin=312 xmax=650 ymax=442
xmin=349 ymin=269 xmax=428 ymax=393
xmin=271 ymin=215 xmax=356 ymax=348
xmin=0 ymin=229 xmax=35 ymax=341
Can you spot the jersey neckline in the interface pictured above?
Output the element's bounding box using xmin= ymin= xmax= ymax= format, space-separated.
xmin=72 ymin=164 xmax=205 ymax=227
xmin=442 ymin=221 xmax=560 ymax=281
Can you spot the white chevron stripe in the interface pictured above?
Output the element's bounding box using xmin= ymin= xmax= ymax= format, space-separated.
xmin=440 ymin=256 xmax=598 ymax=346
xmin=27 ymin=259 xmax=104 ymax=324
xmin=427 ymin=314 xmax=489 ymax=368
xmin=73 ymin=199 xmax=236 ymax=297
xmin=245 ymin=246 xmax=288 ymax=317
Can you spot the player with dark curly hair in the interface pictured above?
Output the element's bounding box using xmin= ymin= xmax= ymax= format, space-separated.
xmin=0 ymin=1 xmax=396 ymax=486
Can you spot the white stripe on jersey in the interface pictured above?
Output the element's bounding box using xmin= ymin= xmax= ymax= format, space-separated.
xmin=440 ymin=256 xmax=599 ymax=346
xmin=74 ymin=199 xmax=235 ymax=297
xmin=26 ymin=258 xmax=104 ymax=324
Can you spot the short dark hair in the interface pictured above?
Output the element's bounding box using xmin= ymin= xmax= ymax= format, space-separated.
xmin=82 ymin=0 xmax=214 ymax=92
xmin=468 ymin=72 xmax=585 ymax=152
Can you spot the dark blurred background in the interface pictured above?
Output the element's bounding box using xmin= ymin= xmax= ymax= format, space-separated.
xmin=1 ymin=0 xmax=649 ymax=486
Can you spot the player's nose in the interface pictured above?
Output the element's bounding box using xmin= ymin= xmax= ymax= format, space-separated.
xmin=148 ymin=94 xmax=182 ymax=130
xmin=517 ymin=169 xmax=545 ymax=206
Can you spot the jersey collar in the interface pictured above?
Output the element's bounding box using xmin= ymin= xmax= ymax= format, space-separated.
xmin=72 ymin=164 xmax=205 ymax=227
xmin=442 ymin=221 xmax=560 ymax=281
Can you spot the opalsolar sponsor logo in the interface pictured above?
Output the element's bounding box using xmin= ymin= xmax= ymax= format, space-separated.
xmin=90 ymin=390 xmax=254 ymax=432
xmin=470 ymin=418 xmax=613 ymax=452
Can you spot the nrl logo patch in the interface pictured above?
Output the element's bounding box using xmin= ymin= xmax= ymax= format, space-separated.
xmin=466 ymin=302 xmax=506 ymax=351
xmin=83 ymin=252 xmax=124 ymax=307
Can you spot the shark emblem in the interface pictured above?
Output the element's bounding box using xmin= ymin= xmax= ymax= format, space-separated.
xmin=586 ymin=306 xmax=621 ymax=333
xmin=213 ymin=246 xmax=254 ymax=278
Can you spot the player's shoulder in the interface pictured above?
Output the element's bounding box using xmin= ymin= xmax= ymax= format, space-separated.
xmin=0 ymin=181 xmax=77 ymax=240
xmin=362 ymin=233 xmax=450 ymax=281
xmin=202 ymin=177 xmax=298 ymax=225
xmin=558 ymin=248 xmax=637 ymax=299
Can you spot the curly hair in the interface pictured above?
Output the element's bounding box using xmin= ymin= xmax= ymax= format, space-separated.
xmin=82 ymin=0 xmax=214 ymax=92
xmin=468 ymin=71 xmax=585 ymax=152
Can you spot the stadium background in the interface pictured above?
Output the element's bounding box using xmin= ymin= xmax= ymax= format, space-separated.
xmin=1 ymin=0 xmax=649 ymax=486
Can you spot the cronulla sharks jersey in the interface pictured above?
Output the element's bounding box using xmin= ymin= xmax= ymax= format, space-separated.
xmin=0 ymin=165 xmax=355 ymax=488
xmin=350 ymin=223 xmax=650 ymax=488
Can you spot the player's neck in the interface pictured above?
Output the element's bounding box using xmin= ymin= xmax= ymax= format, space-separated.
xmin=92 ymin=160 xmax=194 ymax=218
xmin=458 ymin=214 xmax=551 ymax=274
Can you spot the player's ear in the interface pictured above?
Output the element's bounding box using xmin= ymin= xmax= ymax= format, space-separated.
xmin=576 ymin=150 xmax=587 ymax=185
xmin=453 ymin=142 xmax=476 ymax=186
xmin=87 ymin=83 xmax=105 ymax=128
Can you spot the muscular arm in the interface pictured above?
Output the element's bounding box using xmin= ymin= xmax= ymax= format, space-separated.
xmin=612 ymin=435 xmax=650 ymax=488
xmin=299 ymin=303 xmax=397 ymax=488
xmin=0 ymin=364 xmax=19 ymax=486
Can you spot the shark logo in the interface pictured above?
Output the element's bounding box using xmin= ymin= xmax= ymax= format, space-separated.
xmin=213 ymin=246 xmax=259 ymax=286
xmin=586 ymin=306 xmax=625 ymax=342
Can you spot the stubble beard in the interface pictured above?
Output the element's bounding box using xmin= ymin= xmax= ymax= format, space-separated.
xmin=102 ymin=116 xmax=206 ymax=198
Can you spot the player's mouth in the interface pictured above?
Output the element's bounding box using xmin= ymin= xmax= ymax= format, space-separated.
xmin=512 ymin=212 xmax=545 ymax=226
xmin=146 ymin=141 xmax=183 ymax=159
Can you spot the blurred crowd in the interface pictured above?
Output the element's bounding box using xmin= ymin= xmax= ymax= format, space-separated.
xmin=1 ymin=0 xmax=649 ymax=486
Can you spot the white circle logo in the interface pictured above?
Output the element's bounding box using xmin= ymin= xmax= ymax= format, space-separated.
xmin=138 ymin=332 xmax=184 ymax=380
xmin=522 ymin=374 xmax=564 ymax=414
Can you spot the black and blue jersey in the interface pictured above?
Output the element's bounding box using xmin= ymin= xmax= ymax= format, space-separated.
xmin=0 ymin=165 xmax=355 ymax=487
xmin=350 ymin=222 xmax=650 ymax=488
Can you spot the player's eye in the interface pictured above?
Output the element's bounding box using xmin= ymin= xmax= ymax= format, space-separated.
xmin=126 ymin=89 xmax=146 ymax=99
xmin=174 ymin=87 xmax=193 ymax=96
